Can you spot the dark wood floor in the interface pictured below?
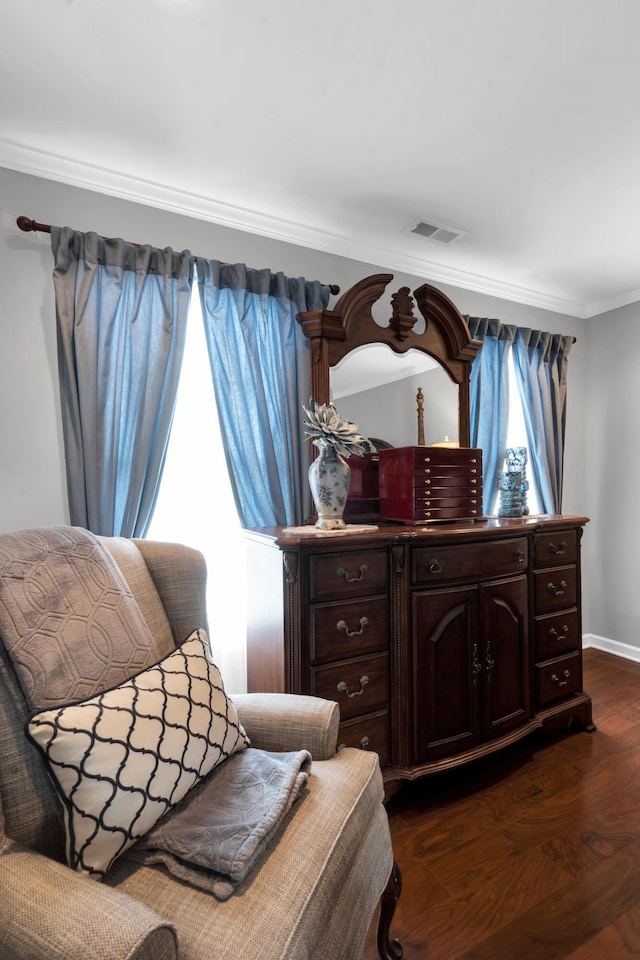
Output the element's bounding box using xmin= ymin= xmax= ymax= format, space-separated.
xmin=364 ymin=649 xmax=640 ymax=960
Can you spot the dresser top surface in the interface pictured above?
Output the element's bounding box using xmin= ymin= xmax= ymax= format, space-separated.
xmin=244 ymin=515 xmax=590 ymax=550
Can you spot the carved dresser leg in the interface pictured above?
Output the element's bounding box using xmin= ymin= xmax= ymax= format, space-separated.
xmin=377 ymin=860 xmax=403 ymax=959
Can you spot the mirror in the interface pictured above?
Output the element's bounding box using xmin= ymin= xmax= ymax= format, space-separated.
xmin=297 ymin=273 xmax=481 ymax=449
xmin=331 ymin=343 xmax=459 ymax=447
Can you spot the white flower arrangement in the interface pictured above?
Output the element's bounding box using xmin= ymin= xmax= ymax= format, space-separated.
xmin=302 ymin=397 xmax=368 ymax=458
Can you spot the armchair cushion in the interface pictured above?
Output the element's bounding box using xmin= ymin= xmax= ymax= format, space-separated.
xmin=26 ymin=628 xmax=248 ymax=878
xmin=0 ymin=526 xmax=169 ymax=711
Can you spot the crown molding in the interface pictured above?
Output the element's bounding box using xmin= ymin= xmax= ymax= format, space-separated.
xmin=0 ymin=136 xmax=617 ymax=320
xmin=582 ymin=286 xmax=640 ymax=319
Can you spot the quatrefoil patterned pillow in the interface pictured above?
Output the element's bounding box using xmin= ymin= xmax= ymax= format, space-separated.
xmin=26 ymin=628 xmax=249 ymax=878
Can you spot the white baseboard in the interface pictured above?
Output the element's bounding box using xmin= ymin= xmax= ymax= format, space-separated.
xmin=583 ymin=633 xmax=640 ymax=664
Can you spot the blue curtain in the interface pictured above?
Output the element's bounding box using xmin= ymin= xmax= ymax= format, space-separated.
xmin=466 ymin=317 xmax=516 ymax=514
xmin=512 ymin=328 xmax=574 ymax=513
xmin=51 ymin=226 xmax=194 ymax=537
xmin=197 ymin=262 xmax=331 ymax=527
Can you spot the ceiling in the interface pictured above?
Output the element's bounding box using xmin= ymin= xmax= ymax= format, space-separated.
xmin=2 ymin=0 xmax=640 ymax=319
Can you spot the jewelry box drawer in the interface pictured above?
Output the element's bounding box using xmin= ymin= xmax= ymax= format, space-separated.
xmin=414 ymin=465 xmax=481 ymax=481
xmin=534 ymin=565 xmax=577 ymax=614
xmin=534 ymin=609 xmax=580 ymax=660
xmin=310 ymin=596 xmax=388 ymax=664
xmin=536 ymin=651 xmax=581 ymax=706
xmin=382 ymin=446 xmax=481 ymax=469
xmin=337 ymin=711 xmax=390 ymax=766
xmin=412 ymin=537 xmax=528 ymax=585
xmin=311 ymin=654 xmax=389 ymax=721
xmin=416 ymin=477 xmax=482 ymax=500
xmin=414 ymin=494 xmax=482 ymax=509
xmin=410 ymin=504 xmax=482 ymax=522
xmin=309 ymin=549 xmax=388 ymax=602
xmin=534 ymin=530 xmax=578 ymax=568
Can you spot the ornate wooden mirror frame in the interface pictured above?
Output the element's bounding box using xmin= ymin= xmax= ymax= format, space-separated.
xmin=297 ymin=273 xmax=482 ymax=447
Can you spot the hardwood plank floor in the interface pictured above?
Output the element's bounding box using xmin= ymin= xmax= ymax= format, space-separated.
xmin=364 ymin=650 xmax=640 ymax=959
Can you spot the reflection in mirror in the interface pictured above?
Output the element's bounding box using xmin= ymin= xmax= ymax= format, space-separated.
xmin=330 ymin=343 xmax=459 ymax=449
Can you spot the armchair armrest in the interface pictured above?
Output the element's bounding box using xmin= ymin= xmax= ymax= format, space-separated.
xmin=0 ymin=839 xmax=177 ymax=960
xmin=232 ymin=693 xmax=339 ymax=760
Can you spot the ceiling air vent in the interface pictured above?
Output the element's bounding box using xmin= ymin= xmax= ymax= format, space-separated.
xmin=405 ymin=218 xmax=466 ymax=245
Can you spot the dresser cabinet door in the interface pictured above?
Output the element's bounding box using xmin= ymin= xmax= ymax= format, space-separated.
xmin=413 ymin=585 xmax=481 ymax=763
xmin=412 ymin=574 xmax=529 ymax=764
xmin=481 ymin=575 xmax=529 ymax=740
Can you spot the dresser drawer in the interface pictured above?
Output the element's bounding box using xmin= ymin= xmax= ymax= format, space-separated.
xmin=309 ymin=549 xmax=388 ymax=602
xmin=534 ymin=565 xmax=577 ymax=614
xmin=311 ymin=654 xmax=389 ymax=721
xmin=337 ymin=711 xmax=391 ymax=766
xmin=536 ymin=651 xmax=581 ymax=706
xmin=534 ymin=529 xmax=578 ymax=568
xmin=412 ymin=537 xmax=528 ymax=585
xmin=310 ymin=596 xmax=388 ymax=664
xmin=534 ymin=609 xmax=580 ymax=660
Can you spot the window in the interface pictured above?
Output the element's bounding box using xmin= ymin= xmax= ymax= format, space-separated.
xmin=491 ymin=352 xmax=541 ymax=516
xmin=148 ymin=288 xmax=247 ymax=693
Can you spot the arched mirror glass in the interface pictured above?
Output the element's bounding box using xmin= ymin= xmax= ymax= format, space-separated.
xmin=330 ymin=343 xmax=459 ymax=448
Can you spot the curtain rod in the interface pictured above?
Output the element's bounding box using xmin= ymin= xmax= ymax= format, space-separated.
xmin=16 ymin=216 xmax=341 ymax=296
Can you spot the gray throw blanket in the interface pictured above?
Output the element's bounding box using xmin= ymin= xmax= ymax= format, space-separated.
xmin=123 ymin=746 xmax=312 ymax=900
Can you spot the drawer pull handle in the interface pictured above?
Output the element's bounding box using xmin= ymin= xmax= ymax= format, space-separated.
xmin=549 ymin=624 xmax=570 ymax=641
xmin=515 ymin=550 xmax=525 ymax=563
xmin=550 ymin=669 xmax=571 ymax=687
xmin=428 ymin=558 xmax=442 ymax=574
xmin=336 ymin=616 xmax=368 ymax=638
xmin=336 ymin=564 xmax=367 ymax=583
xmin=547 ymin=580 xmax=567 ymax=596
xmin=337 ymin=676 xmax=369 ymax=698
xmin=548 ymin=540 xmax=568 ymax=556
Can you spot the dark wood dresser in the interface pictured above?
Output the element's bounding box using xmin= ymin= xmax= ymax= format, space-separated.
xmin=244 ymin=516 xmax=593 ymax=791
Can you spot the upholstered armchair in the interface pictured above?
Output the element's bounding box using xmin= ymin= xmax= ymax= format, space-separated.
xmin=0 ymin=526 xmax=402 ymax=960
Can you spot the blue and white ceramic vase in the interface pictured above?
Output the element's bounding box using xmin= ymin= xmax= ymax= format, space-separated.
xmin=309 ymin=443 xmax=351 ymax=530
xmin=498 ymin=470 xmax=523 ymax=518
xmin=505 ymin=447 xmax=529 ymax=515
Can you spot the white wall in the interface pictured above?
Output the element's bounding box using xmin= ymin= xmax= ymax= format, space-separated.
xmin=582 ymin=301 xmax=640 ymax=656
xmin=1 ymin=164 xmax=595 ymax=622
